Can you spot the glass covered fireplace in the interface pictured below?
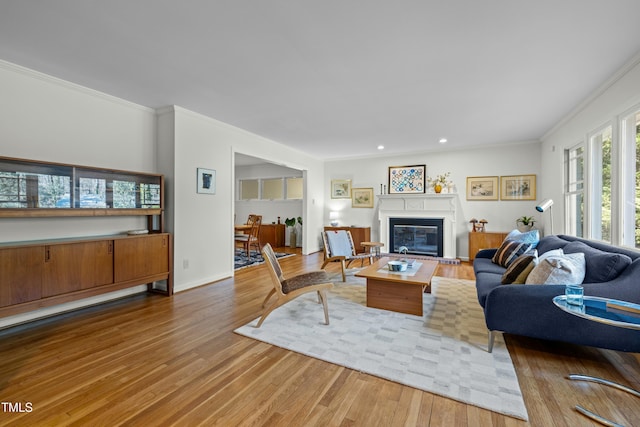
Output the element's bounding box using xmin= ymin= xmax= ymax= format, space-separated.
xmin=389 ymin=217 xmax=444 ymax=257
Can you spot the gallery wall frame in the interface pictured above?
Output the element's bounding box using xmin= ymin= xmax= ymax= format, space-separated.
xmin=352 ymin=187 xmax=374 ymax=208
xmin=197 ymin=167 xmax=216 ymax=194
xmin=388 ymin=164 xmax=426 ymax=194
xmin=331 ymin=179 xmax=352 ymax=199
xmin=466 ymin=176 xmax=499 ymax=200
xmin=500 ymin=174 xmax=536 ymax=200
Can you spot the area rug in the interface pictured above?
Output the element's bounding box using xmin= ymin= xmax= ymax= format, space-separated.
xmin=234 ymin=249 xmax=294 ymax=270
xmin=234 ymin=276 xmax=528 ymax=421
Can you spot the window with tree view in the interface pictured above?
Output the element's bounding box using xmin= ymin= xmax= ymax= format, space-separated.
xmin=0 ymin=158 xmax=160 ymax=210
xmin=622 ymin=110 xmax=640 ymax=248
xmin=590 ymin=125 xmax=612 ymax=242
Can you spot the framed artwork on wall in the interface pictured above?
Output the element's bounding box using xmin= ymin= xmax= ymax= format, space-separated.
xmin=466 ymin=176 xmax=499 ymax=200
xmin=388 ymin=164 xmax=426 ymax=194
xmin=197 ymin=167 xmax=216 ymax=194
xmin=352 ymin=187 xmax=374 ymax=208
xmin=500 ymin=174 xmax=536 ymax=200
xmin=331 ymin=179 xmax=352 ymax=198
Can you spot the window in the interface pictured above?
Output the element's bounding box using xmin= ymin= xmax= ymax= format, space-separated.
xmin=239 ymin=179 xmax=259 ymax=200
xmin=262 ymin=178 xmax=284 ymax=200
xmin=621 ymin=109 xmax=640 ymax=248
xmin=238 ymin=176 xmax=303 ymax=200
xmin=286 ymin=177 xmax=303 ymax=199
xmin=565 ymin=145 xmax=585 ymax=237
xmin=589 ymin=125 xmax=612 ymax=242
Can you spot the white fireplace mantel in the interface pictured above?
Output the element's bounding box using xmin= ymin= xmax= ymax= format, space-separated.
xmin=377 ymin=194 xmax=458 ymax=258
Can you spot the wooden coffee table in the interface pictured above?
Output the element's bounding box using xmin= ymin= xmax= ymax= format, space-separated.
xmin=355 ymin=257 xmax=438 ymax=316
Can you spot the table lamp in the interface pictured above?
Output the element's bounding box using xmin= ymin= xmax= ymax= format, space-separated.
xmin=330 ymin=211 xmax=339 ymax=227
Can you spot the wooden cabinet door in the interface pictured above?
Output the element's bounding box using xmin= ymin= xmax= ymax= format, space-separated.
xmin=42 ymin=241 xmax=114 ymax=297
xmin=468 ymin=232 xmax=508 ymax=261
xmin=114 ymin=234 xmax=169 ymax=282
xmin=0 ymin=246 xmax=43 ymax=307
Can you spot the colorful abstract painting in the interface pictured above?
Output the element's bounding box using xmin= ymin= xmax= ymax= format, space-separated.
xmin=388 ymin=165 xmax=426 ymax=194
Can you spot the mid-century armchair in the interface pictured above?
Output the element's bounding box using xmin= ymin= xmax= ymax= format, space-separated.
xmin=257 ymin=243 xmax=334 ymax=328
xmin=321 ymin=230 xmax=372 ymax=281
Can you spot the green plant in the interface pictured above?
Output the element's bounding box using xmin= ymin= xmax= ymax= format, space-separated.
xmin=516 ymin=216 xmax=535 ymax=226
xmin=284 ymin=217 xmax=296 ymax=228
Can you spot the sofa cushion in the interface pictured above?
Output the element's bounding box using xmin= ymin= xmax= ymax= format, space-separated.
xmin=501 ymin=251 xmax=538 ymax=284
xmin=525 ymin=252 xmax=586 ymax=285
xmin=474 ymin=257 xmax=509 ymax=275
xmin=505 ymin=229 xmax=540 ymax=248
xmin=492 ymin=240 xmax=533 ymax=268
xmin=562 ymin=241 xmax=632 ymax=283
xmin=536 ymin=235 xmax=571 ymax=255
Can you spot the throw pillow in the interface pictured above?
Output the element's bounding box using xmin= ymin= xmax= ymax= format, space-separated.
xmin=562 ymin=241 xmax=632 ymax=283
xmin=525 ymin=252 xmax=586 ymax=285
xmin=492 ymin=239 xmax=533 ymax=268
xmin=539 ymin=248 xmax=564 ymax=261
xmin=501 ymin=250 xmax=538 ymax=284
xmin=505 ymin=229 xmax=540 ymax=248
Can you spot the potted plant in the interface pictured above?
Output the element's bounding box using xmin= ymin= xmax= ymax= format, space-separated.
xmin=285 ymin=217 xmax=298 ymax=248
xmin=516 ymin=216 xmax=536 ymax=232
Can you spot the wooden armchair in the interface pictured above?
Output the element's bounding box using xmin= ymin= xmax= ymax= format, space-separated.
xmin=321 ymin=230 xmax=372 ymax=281
xmin=257 ymin=243 xmax=334 ymax=328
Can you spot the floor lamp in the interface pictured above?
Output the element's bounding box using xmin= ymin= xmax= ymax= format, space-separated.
xmin=536 ymin=199 xmax=554 ymax=235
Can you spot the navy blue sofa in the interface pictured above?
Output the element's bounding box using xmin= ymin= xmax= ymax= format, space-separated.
xmin=474 ymin=234 xmax=640 ymax=352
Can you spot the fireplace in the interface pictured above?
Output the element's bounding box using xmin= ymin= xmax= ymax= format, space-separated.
xmin=389 ymin=217 xmax=444 ymax=257
xmin=377 ymin=194 xmax=457 ymax=259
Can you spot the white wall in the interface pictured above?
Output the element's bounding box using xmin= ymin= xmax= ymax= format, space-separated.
xmin=540 ymin=54 xmax=640 ymax=238
xmin=324 ymin=142 xmax=542 ymax=259
xmin=156 ymin=106 xmax=325 ymax=293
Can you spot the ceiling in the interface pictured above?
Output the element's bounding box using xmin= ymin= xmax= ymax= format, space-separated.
xmin=2 ymin=1 xmax=640 ymax=160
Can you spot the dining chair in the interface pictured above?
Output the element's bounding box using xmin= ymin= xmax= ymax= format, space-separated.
xmin=235 ymin=214 xmax=262 ymax=255
xmin=257 ymin=243 xmax=333 ymax=328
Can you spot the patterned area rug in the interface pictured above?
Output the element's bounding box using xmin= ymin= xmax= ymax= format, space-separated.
xmin=234 ymin=275 xmax=528 ymax=421
xmin=234 ymin=249 xmax=294 ymax=270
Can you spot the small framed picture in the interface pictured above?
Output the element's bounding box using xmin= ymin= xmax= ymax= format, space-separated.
xmin=352 ymin=187 xmax=374 ymax=208
xmin=500 ymin=174 xmax=536 ymax=200
xmin=388 ymin=164 xmax=426 ymax=194
xmin=331 ymin=179 xmax=352 ymax=199
xmin=197 ymin=167 xmax=216 ymax=194
xmin=466 ymin=176 xmax=499 ymax=200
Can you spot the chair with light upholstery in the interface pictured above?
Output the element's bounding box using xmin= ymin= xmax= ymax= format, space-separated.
xmin=235 ymin=214 xmax=262 ymax=255
xmin=257 ymin=243 xmax=334 ymax=328
xmin=321 ymin=230 xmax=372 ymax=281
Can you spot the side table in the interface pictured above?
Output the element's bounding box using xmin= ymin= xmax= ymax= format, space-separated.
xmin=361 ymin=242 xmax=384 ymax=265
xmin=553 ymin=295 xmax=640 ymax=426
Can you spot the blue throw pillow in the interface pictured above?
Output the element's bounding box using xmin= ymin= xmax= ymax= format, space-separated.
xmin=505 ymin=229 xmax=540 ymax=248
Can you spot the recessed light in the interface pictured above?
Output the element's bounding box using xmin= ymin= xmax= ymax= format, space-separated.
xmin=377 ymin=145 xmax=385 ymax=150
xmin=439 ymin=138 xmax=448 ymax=144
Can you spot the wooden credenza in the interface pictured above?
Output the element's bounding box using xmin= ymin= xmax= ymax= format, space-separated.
xmin=259 ymin=224 xmax=285 ymax=248
xmin=0 ymin=233 xmax=173 ymax=318
xmin=468 ymin=231 xmax=508 ymax=261
xmin=324 ymin=226 xmax=371 ymax=253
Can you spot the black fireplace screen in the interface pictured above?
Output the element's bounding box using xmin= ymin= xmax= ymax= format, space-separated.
xmin=389 ymin=217 xmax=444 ymax=257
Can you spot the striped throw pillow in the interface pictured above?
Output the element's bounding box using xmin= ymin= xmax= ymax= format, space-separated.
xmin=501 ymin=251 xmax=538 ymax=284
xmin=492 ymin=239 xmax=533 ymax=268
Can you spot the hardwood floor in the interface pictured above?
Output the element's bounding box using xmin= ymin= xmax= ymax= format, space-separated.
xmin=0 ymin=249 xmax=638 ymax=426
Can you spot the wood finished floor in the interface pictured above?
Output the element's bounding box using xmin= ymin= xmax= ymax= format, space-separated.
xmin=0 ymin=249 xmax=639 ymax=426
